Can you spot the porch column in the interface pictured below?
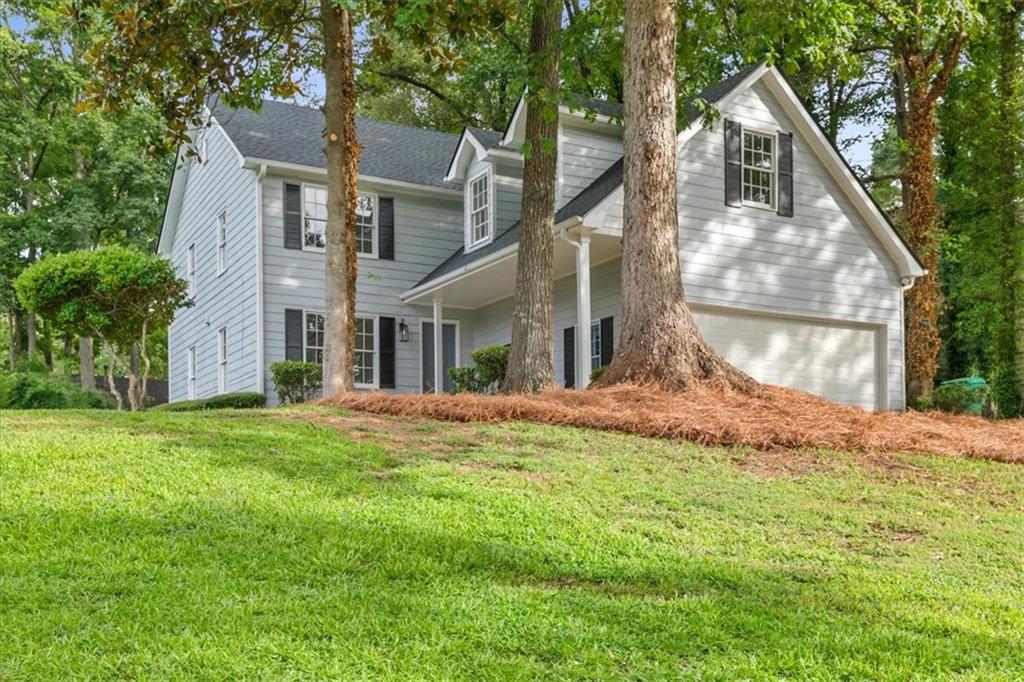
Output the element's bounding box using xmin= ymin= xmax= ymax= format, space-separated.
xmin=432 ymin=295 xmax=444 ymax=394
xmin=575 ymin=229 xmax=592 ymax=389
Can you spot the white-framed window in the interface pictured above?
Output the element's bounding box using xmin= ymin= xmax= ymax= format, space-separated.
xmin=217 ymin=327 xmax=227 ymax=394
xmin=187 ymin=345 xmax=196 ymax=399
xmin=355 ymin=193 xmax=377 ymax=257
xmin=466 ymin=168 xmax=493 ymax=250
xmin=354 ymin=315 xmax=378 ymax=388
xmin=301 ymin=184 xmax=377 ymax=256
xmin=186 ymin=243 xmax=196 ymax=297
xmin=742 ymin=130 xmax=776 ymax=208
xmin=216 ymin=211 xmax=227 ymax=274
xmin=304 ymin=310 xmax=325 ymax=364
xmin=590 ymin=320 xmax=602 ymax=371
xmin=302 ymin=184 xmax=327 ymax=251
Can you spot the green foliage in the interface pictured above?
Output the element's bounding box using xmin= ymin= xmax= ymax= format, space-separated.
xmin=449 ymin=344 xmax=509 ymax=394
xmin=590 ymin=365 xmax=608 ymax=383
xmin=15 ymin=247 xmax=190 ymax=349
xmin=151 ymin=392 xmax=267 ymax=412
xmin=919 ymin=381 xmax=990 ymax=416
xmin=270 ymin=360 xmax=323 ymax=404
xmin=0 ymin=372 xmax=110 ymax=409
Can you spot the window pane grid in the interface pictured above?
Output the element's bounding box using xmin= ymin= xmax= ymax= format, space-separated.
xmin=303 ymin=186 xmax=327 ymax=250
xmin=742 ymin=131 xmax=775 ymax=207
xmin=354 ymin=316 xmax=375 ymax=385
xmin=590 ymin=320 xmax=601 ymax=370
xmin=355 ymin=194 xmax=375 ymax=255
xmin=469 ymin=174 xmax=490 ymax=244
xmin=304 ymin=312 xmax=325 ymax=365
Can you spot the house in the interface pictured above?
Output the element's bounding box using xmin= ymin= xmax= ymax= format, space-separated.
xmin=158 ymin=63 xmax=924 ymax=410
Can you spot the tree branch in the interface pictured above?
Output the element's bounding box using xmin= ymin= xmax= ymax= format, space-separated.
xmin=372 ymin=69 xmax=482 ymax=127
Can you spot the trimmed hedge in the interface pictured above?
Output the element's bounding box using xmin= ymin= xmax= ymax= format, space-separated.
xmin=0 ymin=373 xmax=112 ymax=410
xmin=449 ymin=344 xmax=509 ymax=394
xmin=269 ymin=360 xmax=322 ymax=404
xmin=152 ymin=392 xmax=267 ymax=412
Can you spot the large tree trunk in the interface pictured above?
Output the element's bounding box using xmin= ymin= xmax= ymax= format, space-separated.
xmin=503 ymin=0 xmax=561 ymax=394
xmin=320 ymin=0 xmax=360 ymax=396
xmin=79 ymin=336 xmax=95 ymax=390
xmin=902 ymin=76 xmax=942 ymax=405
xmin=597 ymin=0 xmax=754 ymax=392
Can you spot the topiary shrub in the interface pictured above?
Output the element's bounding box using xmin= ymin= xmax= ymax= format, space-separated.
xmin=0 ymin=373 xmax=112 ymax=409
xmin=270 ymin=360 xmax=323 ymax=404
xmin=448 ymin=344 xmax=509 ymax=394
xmin=151 ymin=392 xmax=267 ymax=412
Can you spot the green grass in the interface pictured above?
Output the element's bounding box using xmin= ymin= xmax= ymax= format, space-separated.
xmin=2 ymin=409 xmax=1022 ymax=680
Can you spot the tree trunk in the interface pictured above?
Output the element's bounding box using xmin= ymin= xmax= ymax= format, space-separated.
xmin=79 ymin=336 xmax=96 ymax=390
xmin=596 ymin=0 xmax=754 ymax=392
xmin=902 ymin=76 xmax=941 ymax=405
xmin=320 ymin=0 xmax=360 ymax=396
xmin=26 ymin=313 xmax=37 ymax=358
xmin=891 ymin=64 xmax=911 ymax=210
xmin=7 ymin=311 xmax=17 ymax=370
xmin=503 ymin=0 xmax=562 ymax=394
xmin=104 ymin=349 xmax=123 ymax=411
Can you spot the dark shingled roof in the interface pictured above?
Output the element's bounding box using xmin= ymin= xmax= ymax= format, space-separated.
xmin=211 ymin=98 xmax=462 ymax=189
xmin=413 ymin=64 xmax=763 ymax=290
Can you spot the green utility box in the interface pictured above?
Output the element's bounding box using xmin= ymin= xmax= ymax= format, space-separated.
xmin=938 ymin=377 xmax=988 ymax=415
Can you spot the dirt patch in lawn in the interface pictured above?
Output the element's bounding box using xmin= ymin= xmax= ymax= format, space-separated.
xmin=317 ymin=384 xmax=1024 ymax=464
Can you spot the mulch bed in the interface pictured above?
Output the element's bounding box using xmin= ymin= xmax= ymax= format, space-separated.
xmin=317 ymin=384 xmax=1024 ymax=464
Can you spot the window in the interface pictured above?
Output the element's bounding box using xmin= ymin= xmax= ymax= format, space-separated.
xmin=354 ymin=316 xmax=377 ymax=388
xmin=304 ymin=311 xmax=325 ymax=364
xmin=217 ymin=327 xmax=227 ymax=394
xmin=742 ymin=130 xmax=775 ymax=208
xmin=590 ymin=320 xmax=602 ymax=371
xmin=302 ymin=185 xmax=377 ymax=255
xmin=216 ymin=211 xmax=227 ymax=274
xmin=467 ymin=170 xmax=492 ymax=248
xmin=355 ymin=194 xmax=377 ymax=256
xmin=302 ymin=185 xmax=327 ymax=250
xmin=187 ymin=243 xmax=196 ymax=297
xmin=187 ymin=346 xmax=196 ymax=399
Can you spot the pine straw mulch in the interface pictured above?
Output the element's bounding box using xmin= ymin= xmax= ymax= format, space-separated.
xmin=317 ymin=384 xmax=1024 ymax=464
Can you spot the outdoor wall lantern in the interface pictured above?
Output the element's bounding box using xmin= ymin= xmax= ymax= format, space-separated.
xmin=398 ymin=319 xmax=409 ymax=343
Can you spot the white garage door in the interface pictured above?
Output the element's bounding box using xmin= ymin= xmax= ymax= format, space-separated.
xmin=693 ymin=309 xmax=879 ymax=409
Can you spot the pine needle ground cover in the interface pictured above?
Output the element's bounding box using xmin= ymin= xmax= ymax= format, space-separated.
xmin=2 ymin=408 xmax=1022 ymax=680
xmin=323 ymin=385 xmax=1024 ymax=463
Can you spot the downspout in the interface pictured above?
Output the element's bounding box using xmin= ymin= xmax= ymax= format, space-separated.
xmin=899 ymin=274 xmax=919 ymax=410
xmin=255 ymin=164 xmax=268 ymax=394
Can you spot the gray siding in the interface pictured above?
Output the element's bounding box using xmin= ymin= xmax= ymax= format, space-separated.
xmin=167 ymin=125 xmax=259 ymax=402
xmin=476 ymin=82 xmax=908 ymax=409
xmin=557 ymin=121 xmax=622 ymax=209
xmin=261 ymin=176 xmax=473 ymax=403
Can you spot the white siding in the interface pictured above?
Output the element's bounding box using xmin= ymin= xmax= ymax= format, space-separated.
xmin=167 ymin=125 xmax=259 ymax=402
xmin=261 ymin=177 xmax=474 ymax=403
xmin=588 ymin=81 xmax=906 ymax=409
xmin=557 ymin=121 xmax=622 ymax=209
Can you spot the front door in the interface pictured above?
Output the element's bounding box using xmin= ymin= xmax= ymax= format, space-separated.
xmin=422 ymin=322 xmax=457 ymax=393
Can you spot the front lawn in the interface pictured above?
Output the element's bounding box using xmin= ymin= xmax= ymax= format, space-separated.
xmin=2 ymin=409 xmax=1022 ymax=680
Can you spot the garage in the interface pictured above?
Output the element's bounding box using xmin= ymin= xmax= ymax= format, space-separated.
xmin=692 ymin=308 xmax=882 ymax=410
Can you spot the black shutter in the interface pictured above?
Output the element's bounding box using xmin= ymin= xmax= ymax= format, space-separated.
xmin=563 ymin=326 xmax=575 ymax=388
xmin=284 ymin=183 xmax=302 ymax=250
xmin=777 ymin=131 xmax=794 ymax=218
xmin=379 ymin=316 xmax=396 ymax=389
xmin=724 ymin=119 xmax=743 ymax=207
xmin=599 ymin=316 xmax=614 ymax=367
xmin=378 ymin=197 xmax=395 ymax=260
xmin=285 ymin=308 xmax=303 ymax=360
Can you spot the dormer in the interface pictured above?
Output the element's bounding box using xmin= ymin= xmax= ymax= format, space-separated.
xmin=445 ymin=127 xmax=515 ymax=253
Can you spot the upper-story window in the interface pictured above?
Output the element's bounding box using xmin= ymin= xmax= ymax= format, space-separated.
xmin=742 ymin=130 xmax=776 ymax=208
xmin=186 ymin=243 xmax=196 ymax=297
xmin=302 ymin=184 xmax=376 ymax=256
xmin=216 ymin=211 xmax=227 ymax=274
xmin=466 ymin=169 xmax=493 ymax=250
xmin=303 ymin=185 xmax=328 ymax=250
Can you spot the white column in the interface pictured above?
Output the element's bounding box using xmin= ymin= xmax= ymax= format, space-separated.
xmin=433 ymin=296 xmax=444 ymax=394
xmin=575 ymin=229 xmax=592 ymax=389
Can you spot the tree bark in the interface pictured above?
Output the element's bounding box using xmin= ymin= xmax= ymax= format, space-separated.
xmin=79 ymin=336 xmax=95 ymax=390
xmin=503 ymin=0 xmax=562 ymax=394
xmin=320 ymin=0 xmax=361 ymax=396
xmin=596 ymin=0 xmax=754 ymax=392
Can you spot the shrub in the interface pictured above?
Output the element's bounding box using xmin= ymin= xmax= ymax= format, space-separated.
xmin=930 ymin=381 xmax=989 ymax=415
xmin=152 ymin=392 xmax=267 ymax=412
xmin=448 ymin=344 xmax=509 ymax=394
xmin=0 ymin=373 xmax=111 ymax=410
xmin=590 ymin=365 xmax=608 ymax=383
xmin=270 ymin=360 xmax=323 ymax=404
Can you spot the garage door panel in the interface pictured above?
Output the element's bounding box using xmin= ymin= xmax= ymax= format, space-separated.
xmin=693 ymin=309 xmax=878 ymax=409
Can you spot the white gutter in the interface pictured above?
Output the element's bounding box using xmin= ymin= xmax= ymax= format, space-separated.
xmin=898 ymin=274 xmax=919 ymax=410
xmin=255 ymin=163 xmax=268 ymax=394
